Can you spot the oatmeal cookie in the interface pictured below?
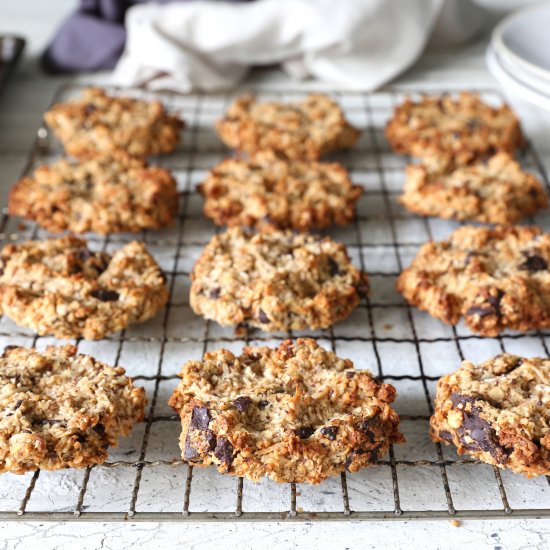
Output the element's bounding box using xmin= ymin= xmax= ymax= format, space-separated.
xmin=216 ymin=94 xmax=359 ymax=160
xmin=169 ymin=338 xmax=403 ymax=483
xmin=190 ymin=227 xmax=368 ymax=331
xmin=44 ymin=87 xmax=184 ymax=158
xmin=399 ymin=153 xmax=547 ymax=224
xmin=198 ymin=150 xmax=362 ymax=231
xmin=0 ymin=344 xmax=146 ymax=474
xmin=385 ymin=93 xmax=524 ymax=164
xmin=430 ymin=353 xmax=549 ymax=476
xmin=9 ymin=151 xmax=179 ymax=234
xmin=0 ymin=236 xmax=168 ymax=340
xmin=397 ymin=225 xmax=550 ymax=336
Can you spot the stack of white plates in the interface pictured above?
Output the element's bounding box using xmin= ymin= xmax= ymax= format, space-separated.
xmin=488 ymin=2 xmax=550 ymax=111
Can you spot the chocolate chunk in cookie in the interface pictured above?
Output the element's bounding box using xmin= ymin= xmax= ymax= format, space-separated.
xmin=0 ymin=345 xmax=146 ymax=474
xmin=190 ymin=227 xmax=368 ymax=332
xmin=397 ymin=225 xmax=550 ymax=336
xmin=0 ymin=236 xmax=168 ymax=340
xmin=431 ymin=353 xmax=549 ymax=476
xmin=169 ymin=338 xmax=403 ymax=483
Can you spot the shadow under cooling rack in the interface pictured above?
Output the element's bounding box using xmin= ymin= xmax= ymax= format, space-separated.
xmin=0 ymin=83 xmax=548 ymax=522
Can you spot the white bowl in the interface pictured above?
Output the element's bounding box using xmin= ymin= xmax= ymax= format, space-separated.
xmin=492 ymin=2 xmax=550 ymax=86
xmin=486 ymin=43 xmax=550 ymax=145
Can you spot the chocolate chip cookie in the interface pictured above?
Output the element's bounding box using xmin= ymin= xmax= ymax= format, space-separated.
xmin=0 ymin=236 xmax=168 ymax=340
xmin=397 ymin=225 xmax=550 ymax=336
xmin=386 ymin=93 xmax=524 ymax=164
xmin=169 ymin=338 xmax=403 ymax=483
xmin=0 ymin=344 xmax=146 ymax=474
xmin=198 ymin=150 xmax=362 ymax=231
xmin=399 ymin=153 xmax=547 ymax=224
xmin=431 ymin=353 xmax=549 ymax=476
xmin=190 ymin=227 xmax=368 ymax=332
xmin=216 ymin=94 xmax=360 ymax=160
xmin=44 ymin=87 xmax=184 ymax=158
xmin=9 ymin=151 xmax=179 ymax=234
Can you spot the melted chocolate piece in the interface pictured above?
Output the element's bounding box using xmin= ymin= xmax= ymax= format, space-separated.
xmin=184 ymin=432 xmax=200 ymax=461
xmin=296 ymin=426 xmax=315 ymax=439
xmin=258 ymin=399 xmax=269 ymax=409
xmin=190 ymin=406 xmax=211 ymax=430
xmin=519 ymin=254 xmax=548 ymax=273
xmin=466 ymin=289 xmax=504 ymax=319
xmin=214 ymin=437 xmax=234 ymax=465
xmin=209 ymin=287 xmax=221 ymax=299
xmin=233 ymin=396 xmax=252 ymax=412
xmin=90 ymin=289 xmax=120 ymax=302
xmin=84 ymin=103 xmax=97 ymax=116
xmin=320 ymin=426 xmax=338 ymax=441
xmin=204 ymin=429 xmax=217 ymax=452
xmin=258 ymin=309 xmax=270 ymax=324
xmin=437 ymin=430 xmax=454 ymax=443
xmin=327 ymin=257 xmax=341 ymax=276
xmin=450 ymin=392 xmax=509 ymax=464
xmin=360 ymin=413 xmax=381 ymax=444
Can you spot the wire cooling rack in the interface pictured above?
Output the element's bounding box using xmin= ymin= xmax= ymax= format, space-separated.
xmin=0 ymin=83 xmax=548 ymax=522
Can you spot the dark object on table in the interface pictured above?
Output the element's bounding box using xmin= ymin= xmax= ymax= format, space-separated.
xmin=41 ymin=0 xmax=250 ymax=74
xmin=0 ymin=36 xmax=25 ymax=94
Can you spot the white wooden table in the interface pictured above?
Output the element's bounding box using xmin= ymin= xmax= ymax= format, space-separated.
xmin=0 ymin=3 xmax=549 ymax=548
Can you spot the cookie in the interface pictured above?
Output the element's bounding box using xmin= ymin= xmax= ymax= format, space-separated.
xmin=190 ymin=227 xmax=368 ymax=332
xmin=44 ymin=87 xmax=184 ymax=158
xmin=0 ymin=344 xmax=146 ymax=474
xmin=385 ymin=93 xmax=524 ymax=164
xmin=9 ymin=151 xmax=179 ymax=235
xmin=216 ymin=94 xmax=359 ymax=160
xmin=0 ymin=236 xmax=168 ymax=340
xmin=430 ymin=353 xmax=549 ymax=477
xmin=169 ymin=338 xmax=403 ymax=483
xmin=399 ymin=153 xmax=547 ymax=224
xmin=198 ymin=150 xmax=362 ymax=231
xmin=397 ymin=225 xmax=550 ymax=336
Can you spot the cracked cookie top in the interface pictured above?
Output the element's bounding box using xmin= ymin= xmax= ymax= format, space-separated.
xmin=190 ymin=227 xmax=368 ymax=332
xmin=44 ymin=87 xmax=184 ymax=158
xmin=0 ymin=344 xmax=146 ymax=474
xmin=169 ymin=338 xmax=403 ymax=483
xmin=430 ymin=353 xmax=549 ymax=476
xmin=198 ymin=150 xmax=362 ymax=231
xmin=216 ymin=94 xmax=360 ymax=160
xmin=397 ymin=225 xmax=550 ymax=336
xmin=0 ymin=236 xmax=168 ymax=340
xmin=385 ymin=93 xmax=524 ymax=164
xmin=9 ymin=151 xmax=179 ymax=234
xmin=400 ymin=153 xmax=547 ymax=224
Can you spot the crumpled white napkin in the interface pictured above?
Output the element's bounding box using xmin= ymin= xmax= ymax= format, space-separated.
xmin=112 ymin=0 xmax=449 ymax=92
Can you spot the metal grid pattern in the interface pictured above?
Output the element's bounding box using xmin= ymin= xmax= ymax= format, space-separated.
xmin=0 ymin=84 xmax=548 ymax=522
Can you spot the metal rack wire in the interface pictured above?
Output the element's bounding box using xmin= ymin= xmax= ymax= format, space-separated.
xmin=0 ymin=83 xmax=548 ymax=522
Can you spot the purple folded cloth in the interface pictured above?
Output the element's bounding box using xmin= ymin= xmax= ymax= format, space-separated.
xmin=42 ymin=0 xmax=248 ymax=73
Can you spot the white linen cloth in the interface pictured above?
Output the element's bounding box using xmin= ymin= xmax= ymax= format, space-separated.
xmin=112 ymin=0 xmax=484 ymax=92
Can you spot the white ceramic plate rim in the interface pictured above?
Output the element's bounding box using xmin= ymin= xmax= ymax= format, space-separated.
xmin=492 ymin=1 xmax=550 ymax=84
xmin=486 ymin=44 xmax=550 ymax=111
